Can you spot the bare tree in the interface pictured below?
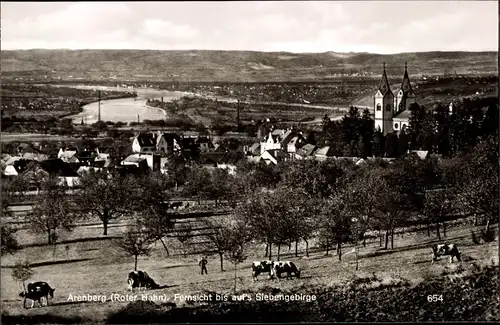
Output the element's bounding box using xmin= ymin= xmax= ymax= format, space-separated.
xmin=115 ymin=224 xmax=154 ymax=271
xmin=12 ymin=260 xmax=34 ymax=306
xmin=199 ymin=216 xmax=235 ymax=272
xmin=224 ymin=221 xmax=250 ymax=292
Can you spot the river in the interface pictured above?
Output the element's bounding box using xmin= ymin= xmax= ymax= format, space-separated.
xmin=57 ymin=84 xmax=238 ymax=124
xmin=56 ymin=84 xmax=346 ymax=124
xmin=60 ymin=85 xmax=192 ymax=124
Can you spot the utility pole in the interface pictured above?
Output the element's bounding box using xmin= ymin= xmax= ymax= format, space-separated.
xmin=236 ymin=100 xmax=241 ymax=132
xmin=97 ymin=90 xmax=101 ymax=122
xmin=137 ymin=114 xmax=140 ymax=123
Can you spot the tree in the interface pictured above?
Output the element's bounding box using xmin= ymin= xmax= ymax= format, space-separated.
xmin=163 ymin=155 xmax=189 ymax=191
xmin=360 ymin=108 xmax=374 ymax=157
xmin=320 ymin=195 xmax=352 ymax=261
xmin=408 ymin=103 xmax=426 ymax=150
xmin=424 ymin=188 xmax=454 ymax=240
xmin=199 ymin=216 xmax=237 ymax=272
xmin=12 ymin=260 xmax=34 ymax=303
xmin=384 ymin=133 xmax=399 ymax=158
xmin=135 ymin=174 xmax=174 ymax=256
xmin=341 ymin=106 xmax=363 ymax=156
xmin=342 ymin=168 xmax=382 ymax=247
xmin=223 ymin=221 xmax=250 ymax=293
xmin=375 ymin=173 xmax=414 ymax=249
xmin=183 ymin=167 xmax=212 ymax=204
xmin=372 ymin=130 xmax=385 ymax=157
xmin=115 ymin=224 xmax=154 ymax=271
xmin=175 ymin=222 xmax=194 ymax=258
xmin=27 ymin=176 xmax=75 ymax=244
xmin=279 ymin=159 xmax=345 ymax=199
xmin=77 ymin=171 xmax=133 ymax=235
xmin=0 ymin=191 xmax=19 ymax=255
xmin=237 ymin=191 xmax=278 ymax=259
xmin=207 ymin=169 xmax=233 ymax=208
xmin=458 ymin=135 xmax=499 ymax=232
xmin=1 ymin=225 xmax=19 ymax=256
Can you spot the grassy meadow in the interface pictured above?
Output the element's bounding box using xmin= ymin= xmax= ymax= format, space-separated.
xmin=1 ymin=216 xmax=498 ymax=323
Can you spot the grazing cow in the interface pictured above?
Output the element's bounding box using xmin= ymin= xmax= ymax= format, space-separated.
xmin=251 ymin=260 xmax=275 ymax=281
xmin=431 ymin=243 xmax=461 ymax=264
xmin=19 ymin=282 xmax=55 ymax=309
xmin=128 ymin=271 xmax=160 ymax=291
xmin=170 ymin=202 xmax=183 ymax=210
xmin=271 ymin=261 xmax=301 ymax=280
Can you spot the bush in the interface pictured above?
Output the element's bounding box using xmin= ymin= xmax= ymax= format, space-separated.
xmin=471 ymin=230 xmax=481 ymax=244
xmin=1 ymin=313 xmax=87 ymax=324
xmin=106 ymin=266 xmax=499 ymax=323
xmin=480 ymin=228 xmax=496 ymax=243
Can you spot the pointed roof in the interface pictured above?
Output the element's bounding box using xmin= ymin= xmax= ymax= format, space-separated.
xmin=399 ymin=62 xmax=415 ymax=96
xmin=378 ymin=62 xmax=393 ymax=96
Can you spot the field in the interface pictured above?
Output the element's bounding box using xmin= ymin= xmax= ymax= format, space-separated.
xmin=1 ymin=213 xmax=498 ymax=323
xmin=0 ymin=132 xmax=77 ymax=143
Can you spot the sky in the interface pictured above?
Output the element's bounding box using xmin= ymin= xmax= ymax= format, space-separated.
xmin=1 ymin=1 xmax=498 ymax=54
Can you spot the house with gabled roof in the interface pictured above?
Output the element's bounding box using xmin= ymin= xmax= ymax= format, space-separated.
xmin=296 ymin=144 xmax=317 ymax=160
xmin=40 ymin=159 xmax=80 ymax=187
xmin=121 ymin=154 xmax=149 ymax=172
xmin=58 ymin=148 xmax=79 ymax=163
xmin=286 ymin=134 xmax=307 ymax=155
xmin=247 ymin=143 xmax=261 ymax=156
xmin=408 ymin=150 xmax=429 ymax=160
xmin=260 ymin=127 xmax=306 ymax=155
xmin=314 ymin=146 xmax=336 ymax=161
xmin=216 ymin=152 xmax=242 ymax=175
xmin=157 ymin=132 xmax=183 ymax=154
xmin=258 ymin=149 xmax=290 ymax=165
xmin=196 ymin=136 xmax=215 ymax=152
xmin=132 ymin=133 xmax=157 ymax=153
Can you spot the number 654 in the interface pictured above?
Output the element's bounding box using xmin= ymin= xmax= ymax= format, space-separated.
xmin=427 ymin=295 xmax=443 ymax=302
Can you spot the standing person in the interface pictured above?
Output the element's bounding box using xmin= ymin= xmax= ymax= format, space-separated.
xmin=199 ymin=256 xmax=208 ymax=275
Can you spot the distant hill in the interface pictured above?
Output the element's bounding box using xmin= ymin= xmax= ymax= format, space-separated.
xmin=1 ymin=49 xmax=497 ymax=82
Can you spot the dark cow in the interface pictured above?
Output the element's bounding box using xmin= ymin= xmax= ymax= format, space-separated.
xmin=128 ymin=271 xmax=160 ymax=291
xmin=271 ymin=261 xmax=301 ymax=280
xmin=432 ymin=243 xmax=461 ymax=264
xmin=170 ymin=202 xmax=183 ymax=210
xmin=19 ymin=281 xmax=55 ymax=309
xmin=251 ymin=260 xmax=274 ymax=281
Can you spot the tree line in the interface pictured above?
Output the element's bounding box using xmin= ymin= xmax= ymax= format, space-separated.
xmin=321 ymin=96 xmax=498 ymax=158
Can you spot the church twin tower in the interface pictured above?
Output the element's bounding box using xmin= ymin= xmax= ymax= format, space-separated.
xmin=374 ymin=62 xmax=416 ymax=134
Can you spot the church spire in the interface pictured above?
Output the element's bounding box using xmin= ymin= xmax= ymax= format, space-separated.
xmin=400 ymin=62 xmax=414 ymax=95
xmin=378 ymin=62 xmax=392 ymax=96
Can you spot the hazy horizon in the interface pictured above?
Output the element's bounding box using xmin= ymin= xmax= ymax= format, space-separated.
xmin=1 ymin=1 xmax=498 ymax=53
xmin=2 ymin=49 xmax=498 ymax=55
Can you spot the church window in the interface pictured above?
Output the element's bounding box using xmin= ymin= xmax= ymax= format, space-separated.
xmin=376 ymin=103 xmax=381 ymax=111
xmin=386 ymin=104 xmax=391 ymax=111
xmin=394 ymin=123 xmax=399 ymax=130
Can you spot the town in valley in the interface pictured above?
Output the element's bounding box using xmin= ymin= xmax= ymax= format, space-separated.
xmin=1 ymin=1 xmax=498 ymax=324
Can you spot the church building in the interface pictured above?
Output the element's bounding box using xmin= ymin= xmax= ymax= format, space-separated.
xmin=374 ymin=63 xmax=416 ymax=134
